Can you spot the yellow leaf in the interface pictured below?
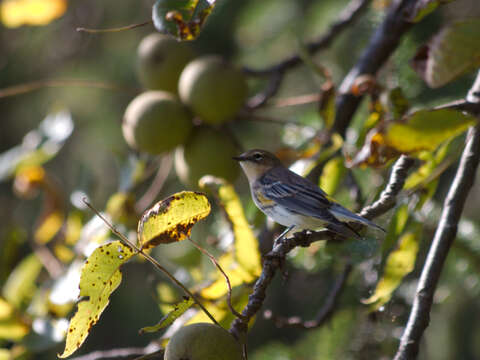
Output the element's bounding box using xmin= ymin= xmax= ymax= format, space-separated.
xmin=1 ymin=0 xmax=66 ymax=28
xmin=0 ymin=298 xmax=29 ymax=341
xmin=363 ymin=228 xmax=420 ymax=310
xmin=2 ymin=254 xmax=42 ymax=309
xmin=65 ymin=211 xmax=83 ymax=246
xmin=186 ymin=291 xmax=250 ymax=329
xmin=59 ymin=241 xmax=134 ymax=358
xmin=385 ymin=109 xmax=475 ymax=153
xmin=201 ymin=253 xmax=255 ymax=300
xmin=138 ymin=191 xmax=211 ymax=249
xmin=200 ymin=177 xmax=261 ymax=278
xmin=319 ymin=156 xmax=346 ymax=196
xmin=34 ymin=210 xmax=64 ymax=244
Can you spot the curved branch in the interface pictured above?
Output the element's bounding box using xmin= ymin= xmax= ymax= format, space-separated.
xmin=263 ymin=262 xmax=352 ymax=329
xmin=333 ymin=0 xmax=417 ymax=135
xmin=393 ymin=70 xmax=480 ymax=360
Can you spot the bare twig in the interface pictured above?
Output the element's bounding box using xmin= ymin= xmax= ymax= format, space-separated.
xmin=394 ymin=71 xmax=480 ymax=360
xmin=263 ymin=262 xmax=352 ymax=329
xmin=83 ymin=199 xmax=219 ymax=326
xmin=69 ymin=343 xmax=162 ymax=360
xmin=244 ymin=0 xmax=371 ymax=109
xmin=77 ymin=20 xmax=152 ymax=33
xmin=135 ymin=154 xmax=173 ymax=214
xmin=333 ymin=0 xmax=417 ymax=135
xmin=360 ymin=155 xmax=415 ymax=220
xmin=188 ymin=237 xmax=245 ymax=320
xmin=0 ymin=79 xmax=138 ymax=99
xmin=432 ymin=98 xmax=480 ymax=116
xmin=229 ymin=154 xmax=414 ymax=338
xmin=244 ymin=0 xmax=371 ymax=77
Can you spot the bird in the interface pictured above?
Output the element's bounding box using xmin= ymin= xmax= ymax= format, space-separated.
xmin=233 ymin=149 xmax=385 ymax=242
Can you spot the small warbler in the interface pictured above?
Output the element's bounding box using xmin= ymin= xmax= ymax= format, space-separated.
xmin=233 ymin=149 xmax=385 ymax=240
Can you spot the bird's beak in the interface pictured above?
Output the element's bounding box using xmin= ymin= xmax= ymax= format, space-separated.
xmin=232 ymin=155 xmax=247 ymax=162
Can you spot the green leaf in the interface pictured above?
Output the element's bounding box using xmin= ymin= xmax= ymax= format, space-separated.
xmin=2 ymin=254 xmax=42 ymax=309
xmin=409 ymin=0 xmax=455 ymax=23
xmin=382 ymin=204 xmax=409 ymax=257
xmin=152 ymin=0 xmax=215 ymax=40
xmin=412 ymin=19 xmax=480 ymax=88
xmin=139 ymin=297 xmax=194 ymax=334
xmin=404 ymin=140 xmax=452 ymax=190
xmin=384 ymin=109 xmax=475 ymax=153
xmin=386 ymin=87 xmax=409 ymax=120
xmin=319 ymin=156 xmax=346 ymax=196
xmin=138 ymin=191 xmax=211 ymax=249
xmin=363 ymin=227 xmax=421 ymax=310
xmin=59 ymin=241 xmax=134 ymax=358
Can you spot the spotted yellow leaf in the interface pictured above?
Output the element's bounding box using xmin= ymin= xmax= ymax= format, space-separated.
xmin=138 ymin=191 xmax=211 ymax=249
xmin=59 ymin=241 xmax=134 ymax=358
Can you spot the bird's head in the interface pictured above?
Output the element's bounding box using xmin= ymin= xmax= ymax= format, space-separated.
xmin=233 ymin=149 xmax=282 ymax=183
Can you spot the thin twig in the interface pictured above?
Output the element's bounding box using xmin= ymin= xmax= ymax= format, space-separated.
xmin=270 ymin=93 xmax=322 ymax=108
xmin=188 ymin=237 xmax=245 ymax=320
xmin=360 ymin=155 xmax=415 ymax=220
xmin=82 ymin=199 xmax=219 ymax=326
xmin=69 ymin=343 xmax=162 ymax=360
xmin=244 ymin=0 xmax=371 ymax=109
xmin=0 ymin=79 xmax=138 ymax=98
xmin=333 ymin=0 xmax=418 ymax=136
xmin=244 ymin=0 xmax=371 ymax=76
xmin=239 ymin=113 xmax=309 ymax=127
xmin=394 ymin=71 xmax=480 ymax=360
xmin=263 ymin=262 xmax=352 ymax=329
xmin=77 ymin=20 xmax=152 ymax=33
xmin=30 ymin=242 xmax=65 ymax=279
xmin=135 ymin=154 xmax=173 ymax=214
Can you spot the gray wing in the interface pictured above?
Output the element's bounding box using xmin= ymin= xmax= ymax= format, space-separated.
xmin=259 ymin=167 xmax=335 ymax=221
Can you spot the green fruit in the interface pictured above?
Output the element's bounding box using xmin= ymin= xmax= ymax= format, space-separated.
xmin=175 ymin=126 xmax=239 ymax=187
xmin=179 ymin=56 xmax=248 ymax=125
xmin=137 ymin=33 xmax=195 ymax=93
xmin=165 ymin=323 xmax=243 ymax=360
xmin=122 ymin=91 xmax=193 ymax=155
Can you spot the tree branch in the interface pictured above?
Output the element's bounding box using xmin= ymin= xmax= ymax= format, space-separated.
xmin=333 ymin=0 xmax=417 ymax=135
xmin=229 ymin=154 xmax=414 ymax=339
xmin=244 ymin=0 xmax=371 ymax=77
xmin=244 ymin=0 xmax=371 ymax=109
xmin=263 ymin=262 xmax=352 ymax=329
xmin=393 ymin=70 xmax=480 ymax=360
xmin=68 ymin=343 xmax=162 ymax=360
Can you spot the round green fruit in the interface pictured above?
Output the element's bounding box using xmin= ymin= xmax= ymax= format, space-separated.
xmin=122 ymin=91 xmax=193 ymax=155
xmin=137 ymin=33 xmax=195 ymax=93
xmin=178 ymin=56 xmax=248 ymax=125
xmin=175 ymin=126 xmax=239 ymax=187
xmin=165 ymin=323 xmax=242 ymax=360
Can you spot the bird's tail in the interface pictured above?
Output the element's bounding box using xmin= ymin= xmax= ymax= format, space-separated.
xmin=329 ymin=203 xmax=386 ymax=233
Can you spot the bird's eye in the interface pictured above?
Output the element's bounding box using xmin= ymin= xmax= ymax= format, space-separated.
xmin=253 ymin=153 xmax=263 ymax=161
